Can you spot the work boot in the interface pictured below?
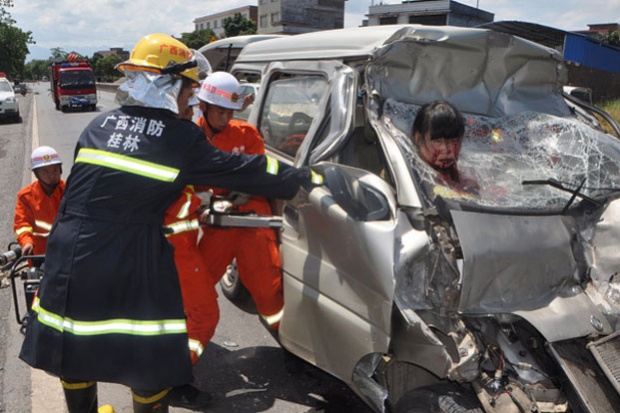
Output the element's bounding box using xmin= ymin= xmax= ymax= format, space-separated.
xmin=167 ymin=384 xmax=212 ymax=410
xmin=132 ymin=388 xmax=169 ymax=413
xmin=62 ymin=380 xmax=98 ymax=413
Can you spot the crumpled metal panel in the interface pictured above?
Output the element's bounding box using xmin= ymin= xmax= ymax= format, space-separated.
xmin=453 ymin=211 xmax=578 ymax=313
xmin=367 ymin=26 xmax=568 ymax=118
xmin=589 ymin=200 xmax=620 ymax=318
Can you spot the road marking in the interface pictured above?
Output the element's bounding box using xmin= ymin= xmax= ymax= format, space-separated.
xmin=29 ymin=93 xmax=68 ymax=413
xmin=32 ymin=94 xmax=39 ymax=151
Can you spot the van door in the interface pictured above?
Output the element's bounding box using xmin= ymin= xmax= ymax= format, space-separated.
xmin=262 ymin=61 xmax=397 ymax=385
xmin=253 ymin=60 xmax=356 ymax=164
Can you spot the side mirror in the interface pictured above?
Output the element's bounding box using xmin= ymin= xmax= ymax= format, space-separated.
xmin=323 ymin=166 xmax=389 ymax=221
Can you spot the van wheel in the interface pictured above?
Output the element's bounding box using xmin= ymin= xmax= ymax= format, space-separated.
xmin=395 ymin=384 xmax=483 ymax=413
xmin=219 ymin=259 xmax=250 ymax=302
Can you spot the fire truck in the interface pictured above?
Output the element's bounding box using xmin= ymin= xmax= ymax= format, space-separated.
xmin=49 ymin=58 xmax=97 ymax=112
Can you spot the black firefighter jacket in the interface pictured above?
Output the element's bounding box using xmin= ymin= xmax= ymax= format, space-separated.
xmin=19 ymin=105 xmax=313 ymax=390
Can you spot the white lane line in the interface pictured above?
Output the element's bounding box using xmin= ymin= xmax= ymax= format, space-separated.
xmin=29 ymin=92 xmax=68 ymax=413
xmin=31 ymin=93 xmax=39 ymax=152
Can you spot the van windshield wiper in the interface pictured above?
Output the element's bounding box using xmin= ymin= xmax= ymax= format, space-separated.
xmin=522 ymin=178 xmax=602 ymax=213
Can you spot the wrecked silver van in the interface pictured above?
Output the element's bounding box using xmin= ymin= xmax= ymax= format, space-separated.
xmin=229 ymin=25 xmax=620 ymax=412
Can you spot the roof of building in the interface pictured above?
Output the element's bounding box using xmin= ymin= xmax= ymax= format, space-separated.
xmin=479 ymin=20 xmax=620 ymax=52
xmin=194 ymin=5 xmax=257 ymax=22
xmin=477 ymin=20 xmax=568 ymax=49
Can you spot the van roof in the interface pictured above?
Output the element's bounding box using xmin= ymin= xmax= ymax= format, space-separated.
xmin=199 ymin=34 xmax=287 ymax=72
xmin=198 ymin=34 xmax=287 ymax=54
xmin=235 ymin=24 xmax=541 ymax=63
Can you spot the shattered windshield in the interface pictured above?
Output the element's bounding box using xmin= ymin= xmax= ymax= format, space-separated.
xmin=382 ymin=99 xmax=620 ymax=212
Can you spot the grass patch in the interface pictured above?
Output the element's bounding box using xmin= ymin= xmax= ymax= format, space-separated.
xmin=596 ymin=99 xmax=620 ymax=135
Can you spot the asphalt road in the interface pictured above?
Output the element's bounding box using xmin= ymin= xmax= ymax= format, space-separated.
xmin=0 ymin=83 xmax=374 ymax=413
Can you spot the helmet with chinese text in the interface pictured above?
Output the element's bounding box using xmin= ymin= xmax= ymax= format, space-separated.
xmin=197 ymin=71 xmax=243 ymax=110
xmin=31 ymin=146 xmax=62 ymax=171
xmin=116 ymin=33 xmax=211 ymax=86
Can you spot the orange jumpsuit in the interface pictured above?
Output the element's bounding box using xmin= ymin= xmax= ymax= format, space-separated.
xmin=14 ymin=180 xmax=66 ymax=255
xmin=197 ymin=117 xmax=284 ymax=329
xmin=164 ymin=186 xmax=219 ymax=364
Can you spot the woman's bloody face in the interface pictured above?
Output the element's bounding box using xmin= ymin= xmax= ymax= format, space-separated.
xmin=416 ymin=131 xmax=462 ymax=171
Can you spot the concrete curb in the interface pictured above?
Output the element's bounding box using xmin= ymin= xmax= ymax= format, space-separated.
xmin=97 ymin=83 xmax=119 ymax=93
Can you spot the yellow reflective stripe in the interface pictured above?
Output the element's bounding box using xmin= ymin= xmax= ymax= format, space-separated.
xmin=32 ymin=232 xmax=50 ymax=238
xmin=61 ymin=380 xmax=96 ymax=390
xmin=188 ymin=338 xmax=204 ymax=358
xmin=15 ymin=226 xmax=33 ymax=236
xmin=311 ymin=170 xmax=323 ymax=184
xmin=261 ymin=307 xmax=284 ymax=326
xmin=32 ymin=297 xmax=187 ymax=336
xmin=34 ymin=219 xmax=53 ymax=231
xmin=132 ymin=389 xmax=169 ymax=404
xmin=164 ymin=219 xmax=200 ymax=237
xmin=266 ymin=156 xmax=279 ymax=175
xmin=75 ymin=148 xmax=179 ymax=182
xmin=176 ymin=192 xmax=192 ymax=219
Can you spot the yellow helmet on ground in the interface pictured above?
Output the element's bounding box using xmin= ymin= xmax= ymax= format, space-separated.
xmin=117 ymin=33 xmax=210 ymax=85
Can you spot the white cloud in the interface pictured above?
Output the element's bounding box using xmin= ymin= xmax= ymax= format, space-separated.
xmin=10 ymin=0 xmax=618 ymax=61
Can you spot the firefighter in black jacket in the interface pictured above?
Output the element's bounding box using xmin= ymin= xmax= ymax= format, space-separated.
xmin=19 ymin=33 xmax=322 ymax=413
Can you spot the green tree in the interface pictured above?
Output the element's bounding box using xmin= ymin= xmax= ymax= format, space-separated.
xmin=90 ymin=53 xmax=103 ymax=72
xmin=49 ymin=47 xmax=68 ymax=61
xmin=93 ymin=53 xmax=124 ymax=82
xmin=0 ymin=0 xmax=13 ymax=23
xmin=0 ymin=0 xmax=34 ymax=79
xmin=224 ymin=13 xmax=257 ymax=38
xmin=180 ymin=29 xmax=216 ymax=50
xmin=601 ymin=30 xmax=620 ymax=47
xmin=24 ymin=59 xmax=51 ymax=81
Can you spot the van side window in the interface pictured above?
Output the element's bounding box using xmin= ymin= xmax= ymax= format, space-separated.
xmin=259 ymin=76 xmax=328 ymax=158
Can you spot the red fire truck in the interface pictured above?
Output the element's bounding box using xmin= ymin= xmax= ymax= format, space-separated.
xmin=49 ymin=60 xmax=97 ymax=112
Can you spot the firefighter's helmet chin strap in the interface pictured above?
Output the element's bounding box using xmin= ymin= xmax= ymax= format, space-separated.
xmin=160 ymin=60 xmax=197 ymax=76
xmin=204 ymin=104 xmax=222 ymax=135
xmin=34 ymin=167 xmax=63 ymax=196
xmin=36 ymin=177 xmax=61 ymax=196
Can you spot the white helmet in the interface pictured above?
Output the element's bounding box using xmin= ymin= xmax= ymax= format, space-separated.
xmin=31 ymin=146 xmax=62 ymax=170
xmin=197 ymin=71 xmax=243 ymax=110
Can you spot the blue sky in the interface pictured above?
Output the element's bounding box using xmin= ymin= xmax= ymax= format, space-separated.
xmin=10 ymin=0 xmax=619 ymax=61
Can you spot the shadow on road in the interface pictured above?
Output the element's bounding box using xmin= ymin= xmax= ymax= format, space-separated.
xmin=191 ymin=343 xmax=374 ymax=413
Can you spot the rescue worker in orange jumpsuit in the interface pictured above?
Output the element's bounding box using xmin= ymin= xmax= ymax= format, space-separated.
xmin=14 ymin=146 xmax=66 ymax=256
xmin=196 ymin=72 xmax=284 ymax=330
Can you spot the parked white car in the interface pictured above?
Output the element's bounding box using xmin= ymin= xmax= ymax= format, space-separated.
xmin=0 ymin=77 xmax=21 ymax=123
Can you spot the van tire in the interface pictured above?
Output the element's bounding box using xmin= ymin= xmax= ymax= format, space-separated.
xmin=394 ymin=384 xmax=483 ymax=413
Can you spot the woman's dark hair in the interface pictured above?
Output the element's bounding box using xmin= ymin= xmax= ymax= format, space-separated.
xmin=412 ymin=100 xmax=465 ymax=141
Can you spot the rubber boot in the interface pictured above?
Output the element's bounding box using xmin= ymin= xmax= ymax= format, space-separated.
xmin=61 ymin=380 xmax=98 ymax=413
xmin=132 ymin=388 xmax=169 ymax=413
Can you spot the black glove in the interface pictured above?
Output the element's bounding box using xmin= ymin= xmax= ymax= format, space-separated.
xmin=301 ymin=167 xmax=324 ymax=192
